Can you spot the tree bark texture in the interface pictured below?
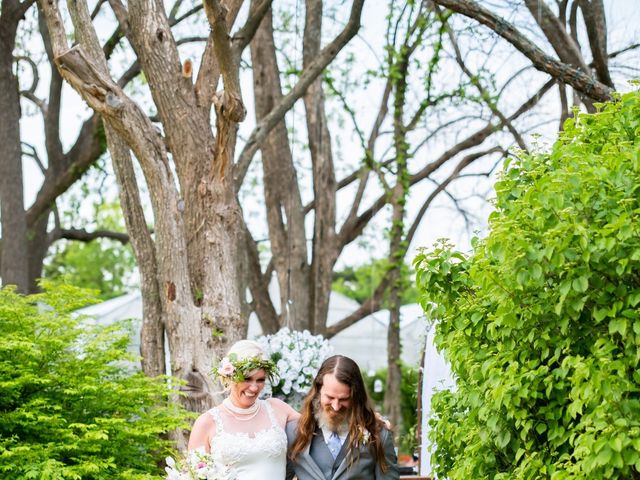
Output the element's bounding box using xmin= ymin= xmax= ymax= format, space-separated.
xmin=250 ymin=5 xmax=310 ymax=331
xmin=0 ymin=0 xmax=30 ymax=292
xmin=107 ymin=124 xmax=166 ymax=378
xmin=303 ymin=0 xmax=338 ymax=335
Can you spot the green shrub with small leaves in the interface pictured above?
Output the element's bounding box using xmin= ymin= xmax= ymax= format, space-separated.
xmin=0 ymin=281 xmax=190 ymax=479
xmin=414 ymin=88 xmax=640 ymax=479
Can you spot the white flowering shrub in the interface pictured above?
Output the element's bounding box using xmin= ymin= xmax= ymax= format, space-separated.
xmin=257 ymin=328 xmax=333 ymax=409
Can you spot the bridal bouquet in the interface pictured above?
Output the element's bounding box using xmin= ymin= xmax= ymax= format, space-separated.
xmin=257 ymin=327 xmax=333 ymax=409
xmin=165 ymin=448 xmax=237 ymax=480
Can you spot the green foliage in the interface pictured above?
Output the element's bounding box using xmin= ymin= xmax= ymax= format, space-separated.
xmin=363 ymin=362 xmax=420 ymax=454
xmin=332 ymin=259 xmax=419 ymax=306
xmin=44 ymin=202 xmax=136 ymax=300
xmin=414 ymin=89 xmax=640 ymax=479
xmin=0 ymin=281 xmax=190 ymax=479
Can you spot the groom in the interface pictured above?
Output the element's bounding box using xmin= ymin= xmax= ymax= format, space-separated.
xmin=286 ymin=355 xmax=399 ymax=480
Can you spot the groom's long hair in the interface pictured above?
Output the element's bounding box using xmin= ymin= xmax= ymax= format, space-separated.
xmin=289 ymin=355 xmax=390 ymax=473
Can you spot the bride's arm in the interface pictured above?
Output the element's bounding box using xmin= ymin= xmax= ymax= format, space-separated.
xmin=268 ymin=397 xmax=301 ymax=422
xmin=187 ymin=412 xmax=215 ymax=452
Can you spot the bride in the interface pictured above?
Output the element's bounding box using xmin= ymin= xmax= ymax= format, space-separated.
xmin=188 ymin=340 xmax=300 ymax=479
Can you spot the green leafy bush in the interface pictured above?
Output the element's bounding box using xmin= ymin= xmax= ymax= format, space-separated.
xmin=414 ymin=89 xmax=640 ymax=479
xmin=0 ymin=282 xmax=190 ymax=479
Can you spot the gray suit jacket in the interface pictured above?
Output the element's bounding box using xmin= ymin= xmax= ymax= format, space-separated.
xmin=285 ymin=421 xmax=399 ymax=480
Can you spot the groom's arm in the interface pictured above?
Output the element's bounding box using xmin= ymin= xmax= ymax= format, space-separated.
xmin=376 ymin=428 xmax=400 ymax=479
xmin=285 ymin=459 xmax=296 ymax=480
xmin=285 ymin=420 xmax=298 ymax=480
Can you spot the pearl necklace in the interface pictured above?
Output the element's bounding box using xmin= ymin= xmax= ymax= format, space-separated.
xmin=222 ymin=398 xmax=261 ymax=421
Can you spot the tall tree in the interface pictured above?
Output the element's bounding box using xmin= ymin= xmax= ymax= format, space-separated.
xmin=0 ymin=0 xmax=35 ymax=293
xmin=37 ymin=0 xmax=365 ymax=416
xmin=0 ymin=0 xmax=204 ymax=294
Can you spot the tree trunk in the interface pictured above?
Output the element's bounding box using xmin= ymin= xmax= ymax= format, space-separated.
xmin=250 ymin=5 xmax=310 ymax=330
xmin=0 ymin=4 xmax=29 ymax=293
xmin=384 ymin=295 xmax=403 ymax=435
xmin=303 ymin=0 xmax=338 ymax=335
xmin=107 ymin=124 xmax=166 ymax=377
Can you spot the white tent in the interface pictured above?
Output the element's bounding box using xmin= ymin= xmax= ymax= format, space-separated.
xmin=76 ymin=289 xmax=426 ymax=371
xmin=419 ymin=321 xmax=456 ymax=477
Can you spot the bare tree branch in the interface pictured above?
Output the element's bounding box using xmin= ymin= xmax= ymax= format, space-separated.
xmin=337 ymin=78 xmax=555 ymax=250
xmin=15 ymin=55 xmax=40 ymax=96
xmin=21 ymin=142 xmax=46 ymax=173
xmin=55 ymin=228 xmax=130 ymax=244
xmin=443 ymin=16 xmax=528 ymax=150
xmin=431 ymin=0 xmax=613 ymax=101
xmin=195 ymin=0 xmax=242 ymax=111
xmin=90 ymin=0 xmax=107 ymax=19
xmin=243 ymin=224 xmax=279 ymax=334
xmin=234 ymin=0 xmax=366 ymax=189
xmin=26 ymin=114 xmax=104 ymax=226
xmin=325 ymin=278 xmax=389 ymax=338
xmin=524 ymin=0 xmax=590 ymax=73
xmin=204 ymin=0 xmax=243 ymax=106
xmin=405 ymin=146 xmax=503 ymax=247
xmin=579 ymin=0 xmax=613 ymax=87
xmin=232 ymin=0 xmax=273 ymax=53
xmin=608 ymin=42 xmax=640 ymax=60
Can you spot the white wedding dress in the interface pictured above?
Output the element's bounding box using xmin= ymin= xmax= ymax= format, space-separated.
xmin=208 ymin=399 xmax=287 ymax=479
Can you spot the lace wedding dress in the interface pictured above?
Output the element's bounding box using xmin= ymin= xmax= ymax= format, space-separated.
xmin=208 ymin=399 xmax=287 ymax=479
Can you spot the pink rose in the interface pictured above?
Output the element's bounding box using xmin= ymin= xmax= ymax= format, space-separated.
xmin=218 ymin=358 xmax=235 ymax=377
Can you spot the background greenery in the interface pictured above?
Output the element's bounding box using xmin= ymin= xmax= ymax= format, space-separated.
xmin=415 ymin=89 xmax=640 ymax=479
xmin=333 ymin=259 xmax=419 ymax=307
xmin=363 ymin=362 xmax=420 ymax=455
xmin=0 ymin=282 xmax=190 ymax=479
xmin=44 ymin=202 xmax=137 ymax=301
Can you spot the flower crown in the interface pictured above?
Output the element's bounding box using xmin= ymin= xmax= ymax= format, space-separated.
xmin=214 ymin=353 xmax=277 ymax=384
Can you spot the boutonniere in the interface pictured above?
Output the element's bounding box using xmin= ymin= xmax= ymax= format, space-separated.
xmin=357 ymin=426 xmax=371 ymax=447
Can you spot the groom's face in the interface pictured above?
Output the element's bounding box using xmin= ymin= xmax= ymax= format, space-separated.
xmin=319 ymin=373 xmax=352 ymax=426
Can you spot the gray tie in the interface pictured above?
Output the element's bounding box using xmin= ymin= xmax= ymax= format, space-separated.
xmin=328 ymin=431 xmax=341 ymax=459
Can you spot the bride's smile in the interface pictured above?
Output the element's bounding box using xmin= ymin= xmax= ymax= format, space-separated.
xmin=229 ymin=370 xmax=267 ymax=410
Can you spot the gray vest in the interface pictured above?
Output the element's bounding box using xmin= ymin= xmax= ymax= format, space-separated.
xmin=309 ymin=428 xmax=349 ymax=478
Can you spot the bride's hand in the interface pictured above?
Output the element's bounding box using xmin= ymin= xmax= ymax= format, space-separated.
xmin=375 ymin=412 xmax=392 ymax=429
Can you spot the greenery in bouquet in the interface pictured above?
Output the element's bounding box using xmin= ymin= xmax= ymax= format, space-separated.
xmin=165 ymin=448 xmax=237 ymax=480
xmin=257 ymin=328 xmax=333 ymax=409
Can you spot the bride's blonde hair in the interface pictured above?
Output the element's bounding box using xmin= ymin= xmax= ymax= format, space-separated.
xmin=227 ymin=340 xmax=267 ymax=361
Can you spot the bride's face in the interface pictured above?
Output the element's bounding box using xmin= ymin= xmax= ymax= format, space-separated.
xmin=230 ymin=369 xmax=267 ymax=408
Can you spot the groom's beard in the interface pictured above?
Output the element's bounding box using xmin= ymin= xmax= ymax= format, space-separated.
xmin=313 ymin=397 xmax=350 ymax=435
